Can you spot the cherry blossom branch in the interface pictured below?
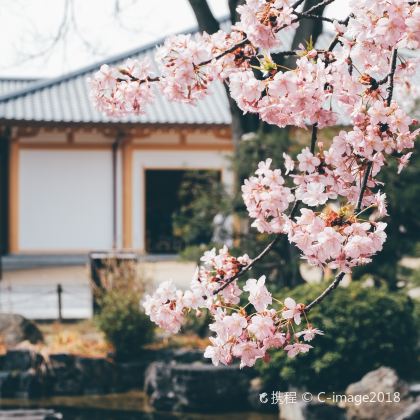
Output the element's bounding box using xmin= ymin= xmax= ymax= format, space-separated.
xmin=293 ymin=12 xmax=348 ymax=25
xmin=305 ymin=47 xmax=400 ymax=313
xmin=213 ymin=235 xmax=280 ymax=295
xmin=112 ymin=0 xmax=341 ymax=86
xmin=356 ymin=49 xmax=398 ymax=213
xmin=213 ymin=193 xmax=303 ymax=296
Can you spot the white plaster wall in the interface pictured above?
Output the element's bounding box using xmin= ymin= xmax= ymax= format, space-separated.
xmin=19 ymin=150 xmax=116 ymax=251
xmin=132 ymin=150 xmax=233 ymax=251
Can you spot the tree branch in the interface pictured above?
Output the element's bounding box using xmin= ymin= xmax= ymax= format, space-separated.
xmin=310 ymin=123 xmax=318 ymax=154
xmin=305 ymin=47 xmax=400 ymax=313
xmin=305 ymin=272 xmax=345 ymax=312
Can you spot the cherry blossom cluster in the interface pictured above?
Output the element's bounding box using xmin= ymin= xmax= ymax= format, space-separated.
xmin=143 ymin=246 xmax=249 ymax=333
xmin=89 ymin=58 xmax=155 ymax=116
xmin=242 ymin=158 xmax=294 ymax=234
xmin=236 ymin=0 xmax=298 ymax=50
xmin=204 ymin=283 xmax=322 ymax=367
xmin=92 ymin=0 xmax=420 ymax=367
xmin=288 ymin=207 xmax=387 ymax=271
xmin=346 ymin=0 xmax=420 ymax=52
xmin=143 ymin=245 xmax=323 ymax=367
xmin=155 ymin=34 xmax=213 ymax=103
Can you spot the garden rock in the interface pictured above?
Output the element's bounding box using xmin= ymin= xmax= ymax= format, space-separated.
xmin=4 ymin=349 xmax=45 ymax=371
xmin=343 ymin=367 xmax=412 ymax=420
xmin=0 ymin=314 xmax=43 ymax=347
xmin=145 ymin=361 xmax=252 ymax=412
xmin=48 ymin=354 xmax=83 ymax=395
xmin=75 ymin=356 xmax=117 ymax=394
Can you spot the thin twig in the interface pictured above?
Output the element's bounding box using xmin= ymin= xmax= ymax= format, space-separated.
xmin=304 ymin=0 xmax=337 ymax=14
xmin=305 ymin=272 xmax=345 ymax=312
xmin=294 ymin=12 xmax=348 ymax=24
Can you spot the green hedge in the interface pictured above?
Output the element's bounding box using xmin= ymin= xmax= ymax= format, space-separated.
xmin=259 ymin=282 xmax=419 ymax=392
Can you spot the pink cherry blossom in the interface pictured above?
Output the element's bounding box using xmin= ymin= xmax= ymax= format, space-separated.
xmin=282 ymin=297 xmax=303 ymax=325
xmin=248 ymin=314 xmax=275 ymax=341
xmin=398 ymin=152 xmax=413 ymax=174
xmin=244 ymin=276 xmax=273 ymax=311
xmin=297 ymin=148 xmax=321 ymax=173
xmin=284 ymin=342 xmax=313 ymax=358
xmin=296 ymin=327 xmax=324 ymax=342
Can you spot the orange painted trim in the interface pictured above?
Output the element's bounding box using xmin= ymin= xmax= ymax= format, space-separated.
xmin=131 ymin=143 xmax=234 ymax=151
xmin=122 ymin=142 xmax=133 ymax=248
xmin=18 ymin=143 xmax=113 ymax=150
xmin=8 ymin=140 xmax=19 ymax=253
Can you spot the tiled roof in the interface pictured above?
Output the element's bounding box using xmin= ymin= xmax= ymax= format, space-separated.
xmin=0 ymin=78 xmax=39 ymax=97
xmin=5 ymin=26 xmax=415 ymax=127
xmin=0 ymin=22 xmax=334 ymax=127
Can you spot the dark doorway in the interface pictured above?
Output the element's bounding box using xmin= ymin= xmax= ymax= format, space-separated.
xmin=145 ymin=169 xmax=221 ymax=254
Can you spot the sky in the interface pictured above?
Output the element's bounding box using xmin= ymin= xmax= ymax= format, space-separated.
xmin=0 ymin=0 xmax=350 ymax=79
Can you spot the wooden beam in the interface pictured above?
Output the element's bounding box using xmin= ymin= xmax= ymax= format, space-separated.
xmin=122 ymin=142 xmax=133 ymax=249
xmin=8 ymin=139 xmax=19 ymax=253
xmin=131 ymin=143 xmax=234 ymax=151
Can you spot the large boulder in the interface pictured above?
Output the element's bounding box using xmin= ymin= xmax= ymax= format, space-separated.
xmin=343 ymin=367 xmax=413 ymax=420
xmin=75 ymin=356 xmax=117 ymax=394
xmin=48 ymin=353 xmax=84 ymax=395
xmin=145 ymin=361 xmax=252 ymax=412
xmin=0 ymin=314 xmax=43 ymax=347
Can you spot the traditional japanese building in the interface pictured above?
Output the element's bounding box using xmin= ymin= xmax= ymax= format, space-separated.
xmin=0 ymin=41 xmax=234 ymax=257
xmin=1 ymin=26 xmax=416 ymax=262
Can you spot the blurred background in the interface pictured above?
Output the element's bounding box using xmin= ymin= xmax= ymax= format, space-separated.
xmin=0 ymin=1 xmax=418 ymax=419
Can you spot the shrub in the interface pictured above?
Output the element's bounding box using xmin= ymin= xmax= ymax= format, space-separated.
xmin=96 ymin=289 xmax=154 ymax=360
xmin=93 ymin=259 xmax=154 ymax=360
xmin=259 ymin=282 xmax=419 ymax=392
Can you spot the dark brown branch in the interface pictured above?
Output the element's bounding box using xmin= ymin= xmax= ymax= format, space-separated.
xmin=355 ymin=162 xmax=372 ymax=213
xmin=213 ymin=235 xmax=281 ymax=294
xmin=310 ymin=123 xmax=318 ymax=154
xmin=305 ymin=272 xmax=345 ymax=312
xmin=213 ymin=194 xmax=302 ymax=296
xmin=386 ymin=49 xmax=398 ymax=107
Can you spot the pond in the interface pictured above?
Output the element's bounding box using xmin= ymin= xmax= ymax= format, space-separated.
xmin=0 ymin=391 xmax=278 ymax=420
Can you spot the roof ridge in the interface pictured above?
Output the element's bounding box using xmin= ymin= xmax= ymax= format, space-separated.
xmin=0 ymin=77 xmax=41 ymax=82
xmin=0 ymin=18 xmax=229 ymax=103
